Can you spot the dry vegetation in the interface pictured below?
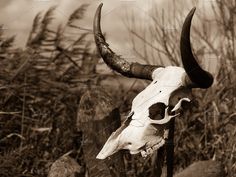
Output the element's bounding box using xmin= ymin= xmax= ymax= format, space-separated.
xmin=0 ymin=1 xmax=235 ymax=177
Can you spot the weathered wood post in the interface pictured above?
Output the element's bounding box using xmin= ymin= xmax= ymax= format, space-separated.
xmin=151 ymin=115 xmax=175 ymax=177
xmin=166 ymin=118 xmax=175 ymax=177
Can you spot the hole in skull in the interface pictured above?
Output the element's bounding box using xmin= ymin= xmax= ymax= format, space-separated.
xmin=168 ymin=87 xmax=192 ymax=112
xmin=181 ymin=100 xmax=192 ymax=109
xmin=149 ymin=103 xmax=166 ymax=120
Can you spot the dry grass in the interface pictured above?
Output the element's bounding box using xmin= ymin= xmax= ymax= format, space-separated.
xmin=0 ymin=1 xmax=235 ymax=177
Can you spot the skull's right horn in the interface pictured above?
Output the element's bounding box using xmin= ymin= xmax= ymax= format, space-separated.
xmin=180 ymin=7 xmax=214 ymax=88
xmin=93 ymin=3 xmax=161 ymax=80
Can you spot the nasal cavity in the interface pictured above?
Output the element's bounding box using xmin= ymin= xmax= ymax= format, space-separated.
xmin=149 ymin=103 xmax=166 ymax=120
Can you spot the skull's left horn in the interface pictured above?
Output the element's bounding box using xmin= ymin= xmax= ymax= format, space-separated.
xmin=93 ymin=3 xmax=160 ymax=80
xmin=180 ymin=7 xmax=214 ymax=88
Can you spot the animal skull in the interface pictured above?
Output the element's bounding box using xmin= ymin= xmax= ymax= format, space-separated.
xmin=96 ymin=67 xmax=192 ymax=159
xmin=93 ymin=3 xmax=213 ymax=159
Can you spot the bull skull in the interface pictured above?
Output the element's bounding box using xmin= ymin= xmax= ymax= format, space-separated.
xmin=93 ymin=3 xmax=213 ymax=159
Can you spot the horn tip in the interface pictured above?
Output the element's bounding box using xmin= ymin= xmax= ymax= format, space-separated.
xmin=94 ymin=3 xmax=104 ymax=36
xmin=189 ymin=7 xmax=196 ymax=16
xmin=192 ymin=7 xmax=196 ymax=11
xmin=98 ymin=3 xmax=103 ymax=8
xmin=96 ymin=3 xmax=103 ymax=14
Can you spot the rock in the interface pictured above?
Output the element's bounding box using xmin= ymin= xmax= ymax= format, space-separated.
xmin=174 ymin=160 xmax=226 ymax=177
xmin=48 ymin=155 xmax=83 ymax=177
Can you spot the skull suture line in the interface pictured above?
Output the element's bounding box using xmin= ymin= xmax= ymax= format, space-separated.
xmin=93 ymin=3 xmax=214 ymax=159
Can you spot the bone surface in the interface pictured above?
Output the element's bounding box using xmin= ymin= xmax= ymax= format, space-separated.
xmin=96 ymin=67 xmax=193 ymax=159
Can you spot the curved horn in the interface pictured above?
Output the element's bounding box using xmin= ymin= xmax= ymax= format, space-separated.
xmin=93 ymin=3 xmax=160 ymax=80
xmin=180 ymin=7 xmax=214 ymax=88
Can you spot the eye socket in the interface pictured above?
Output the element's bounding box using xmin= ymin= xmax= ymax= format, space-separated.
xmin=181 ymin=100 xmax=192 ymax=109
xmin=154 ymin=81 xmax=157 ymax=84
xmin=149 ymin=103 xmax=166 ymax=120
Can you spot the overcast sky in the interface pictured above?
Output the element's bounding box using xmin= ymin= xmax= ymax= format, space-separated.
xmin=0 ymin=0 xmax=214 ymax=46
xmin=0 ymin=0 xmax=219 ymax=75
xmin=0 ymin=0 xmax=148 ymax=46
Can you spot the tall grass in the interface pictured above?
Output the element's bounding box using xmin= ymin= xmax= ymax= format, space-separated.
xmin=0 ymin=1 xmax=235 ymax=177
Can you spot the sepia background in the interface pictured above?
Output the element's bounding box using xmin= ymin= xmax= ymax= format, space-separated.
xmin=0 ymin=0 xmax=235 ymax=177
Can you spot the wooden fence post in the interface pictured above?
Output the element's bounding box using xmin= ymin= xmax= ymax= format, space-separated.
xmin=166 ymin=118 xmax=175 ymax=177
